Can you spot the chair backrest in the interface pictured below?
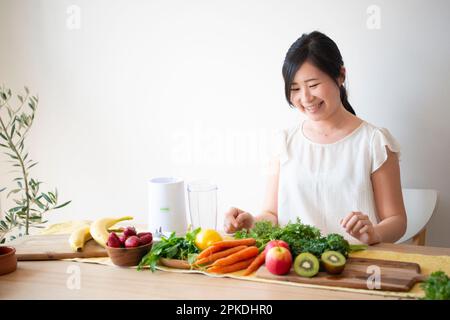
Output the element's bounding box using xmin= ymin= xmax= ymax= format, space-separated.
xmin=396 ymin=188 xmax=438 ymax=244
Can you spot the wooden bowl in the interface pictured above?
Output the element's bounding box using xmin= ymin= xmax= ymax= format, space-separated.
xmin=106 ymin=242 xmax=152 ymax=267
xmin=0 ymin=246 xmax=17 ymax=275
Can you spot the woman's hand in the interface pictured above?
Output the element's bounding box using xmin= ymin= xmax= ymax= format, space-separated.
xmin=223 ymin=207 xmax=254 ymax=234
xmin=340 ymin=211 xmax=381 ymax=245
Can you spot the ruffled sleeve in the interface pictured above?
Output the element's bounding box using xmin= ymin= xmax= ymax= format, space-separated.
xmin=269 ymin=129 xmax=289 ymax=165
xmin=371 ymin=127 xmax=401 ymax=173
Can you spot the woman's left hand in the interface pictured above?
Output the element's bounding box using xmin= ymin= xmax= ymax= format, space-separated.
xmin=340 ymin=211 xmax=381 ymax=245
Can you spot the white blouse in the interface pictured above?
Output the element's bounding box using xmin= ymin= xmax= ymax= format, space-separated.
xmin=275 ymin=120 xmax=401 ymax=244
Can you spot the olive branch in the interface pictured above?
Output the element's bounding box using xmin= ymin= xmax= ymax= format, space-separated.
xmin=0 ymin=85 xmax=71 ymax=243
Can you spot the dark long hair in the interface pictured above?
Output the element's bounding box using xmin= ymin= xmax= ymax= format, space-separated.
xmin=282 ymin=31 xmax=355 ymax=115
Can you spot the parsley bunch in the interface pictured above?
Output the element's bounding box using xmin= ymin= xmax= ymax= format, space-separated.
xmin=137 ymin=227 xmax=201 ymax=272
xmin=421 ymin=271 xmax=450 ymax=300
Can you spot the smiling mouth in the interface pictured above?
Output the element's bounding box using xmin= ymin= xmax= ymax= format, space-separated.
xmin=304 ymin=101 xmax=324 ymax=113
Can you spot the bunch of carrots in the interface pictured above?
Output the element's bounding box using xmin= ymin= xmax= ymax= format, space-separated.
xmin=194 ymin=238 xmax=266 ymax=276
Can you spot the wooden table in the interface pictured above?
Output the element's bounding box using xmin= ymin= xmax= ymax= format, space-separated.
xmin=1 ymin=243 xmax=449 ymax=300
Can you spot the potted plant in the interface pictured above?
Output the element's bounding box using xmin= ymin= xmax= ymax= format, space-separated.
xmin=0 ymin=85 xmax=71 ymax=252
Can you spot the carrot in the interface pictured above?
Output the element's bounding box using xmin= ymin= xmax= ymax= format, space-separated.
xmin=211 ymin=246 xmax=259 ymax=267
xmin=196 ymin=246 xmax=224 ymax=260
xmin=196 ymin=238 xmax=256 ymax=260
xmin=195 ymin=245 xmax=248 ymax=265
xmin=242 ymin=250 xmax=266 ymax=276
xmin=212 ymin=238 xmax=256 ymax=248
xmin=207 ymin=257 xmax=256 ymax=274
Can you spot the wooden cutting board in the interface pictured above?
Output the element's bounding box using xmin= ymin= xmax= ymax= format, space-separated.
xmin=8 ymin=234 xmax=108 ymax=261
xmin=256 ymin=257 xmax=427 ymax=292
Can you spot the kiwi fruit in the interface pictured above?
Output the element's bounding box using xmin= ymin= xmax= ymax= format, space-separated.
xmin=321 ymin=251 xmax=346 ymax=275
xmin=294 ymin=252 xmax=320 ymax=278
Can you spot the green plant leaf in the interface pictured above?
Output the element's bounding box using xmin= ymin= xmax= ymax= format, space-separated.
xmin=5 ymin=152 xmax=18 ymax=160
xmin=48 ymin=192 xmax=56 ymax=202
xmin=9 ymin=206 xmax=24 ymax=213
xmin=0 ymin=221 xmax=8 ymax=229
xmin=41 ymin=193 xmax=52 ymax=204
xmin=10 ymin=123 xmax=15 ymax=137
xmin=54 ymin=200 xmax=71 ymax=209
xmin=27 ymin=162 xmax=38 ymax=170
xmin=33 ymin=198 xmax=46 ymax=210
xmin=7 ymin=189 xmax=21 ymax=198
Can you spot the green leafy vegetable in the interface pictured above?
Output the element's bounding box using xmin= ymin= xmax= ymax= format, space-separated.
xmin=235 ymin=220 xmax=279 ymax=250
xmin=137 ymin=227 xmax=201 ymax=272
xmin=421 ymin=271 xmax=450 ymax=300
xmin=235 ymin=218 xmax=367 ymax=258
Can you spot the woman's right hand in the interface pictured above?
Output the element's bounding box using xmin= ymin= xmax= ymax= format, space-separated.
xmin=223 ymin=207 xmax=254 ymax=234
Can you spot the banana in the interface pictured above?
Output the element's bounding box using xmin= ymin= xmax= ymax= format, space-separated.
xmin=90 ymin=216 xmax=133 ymax=248
xmin=42 ymin=220 xmax=92 ymax=235
xmin=69 ymin=224 xmax=92 ymax=252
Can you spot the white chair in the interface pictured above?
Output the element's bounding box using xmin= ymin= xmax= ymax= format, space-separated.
xmin=396 ymin=188 xmax=438 ymax=245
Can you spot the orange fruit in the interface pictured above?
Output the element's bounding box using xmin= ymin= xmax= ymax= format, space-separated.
xmin=195 ymin=229 xmax=223 ymax=250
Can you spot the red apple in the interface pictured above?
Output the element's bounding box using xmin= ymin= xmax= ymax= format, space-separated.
xmin=264 ymin=240 xmax=290 ymax=253
xmin=265 ymin=246 xmax=292 ymax=275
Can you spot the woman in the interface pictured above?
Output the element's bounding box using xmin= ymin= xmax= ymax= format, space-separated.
xmin=223 ymin=31 xmax=407 ymax=245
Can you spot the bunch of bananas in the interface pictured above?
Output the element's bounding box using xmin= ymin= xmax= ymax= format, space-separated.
xmin=69 ymin=216 xmax=133 ymax=251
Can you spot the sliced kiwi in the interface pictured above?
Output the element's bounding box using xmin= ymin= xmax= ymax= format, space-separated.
xmin=321 ymin=251 xmax=346 ymax=275
xmin=294 ymin=252 xmax=320 ymax=278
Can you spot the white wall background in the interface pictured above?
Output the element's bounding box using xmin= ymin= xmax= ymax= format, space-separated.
xmin=1 ymin=0 xmax=449 ymax=246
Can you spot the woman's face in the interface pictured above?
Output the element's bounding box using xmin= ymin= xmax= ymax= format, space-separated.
xmin=290 ymin=60 xmax=344 ymax=121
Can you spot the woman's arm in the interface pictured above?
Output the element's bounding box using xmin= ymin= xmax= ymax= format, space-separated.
xmin=254 ymin=157 xmax=280 ymax=226
xmin=341 ymin=147 xmax=407 ymax=244
xmin=371 ymin=147 xmax=407 ymax=242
